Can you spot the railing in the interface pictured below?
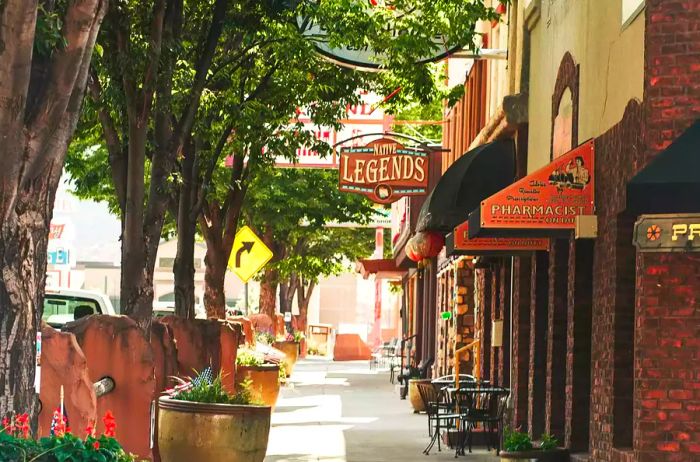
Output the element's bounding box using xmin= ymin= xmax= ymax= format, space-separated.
xmin=454 ymin=338 xmax=480 ymax=390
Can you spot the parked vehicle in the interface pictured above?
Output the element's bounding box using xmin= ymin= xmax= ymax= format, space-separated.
xmin=43 ymin=287 xmax=117 ymax=328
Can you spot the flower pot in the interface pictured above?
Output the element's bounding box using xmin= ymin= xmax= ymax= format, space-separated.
xmin=408 ymin=379 xmax=431 ymax=413
xmin=158 ymin=396 xmax=271 ymax=462
xmin=500 ymin=448 xmax=570 ymax=462
xmin=237 ymin=364 xmax=281 ymax=408
xmin=273 ymin=341 xmax=299 ymax=377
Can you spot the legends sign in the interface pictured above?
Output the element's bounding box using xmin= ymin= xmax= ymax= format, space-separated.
xmin=634 ymin=214 xmax=700 ymax=253
xmin=471 ymin=140 xmax=595 ymax=237
xmin=450 ymin=222 xmax=549 ymax=256
xmin=339 ymin=138 xmax=429 ymax=204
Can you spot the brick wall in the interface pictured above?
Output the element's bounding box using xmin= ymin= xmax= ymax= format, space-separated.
xmin=634 ymin=253 xmax=700 ymax=462
xmin=632 ymin=2 xmax=700 ymax=461
xmin=511 ymin=256 xmax=531 ymax=431
xmin=529 ymin=251 xmax=549 ymax=438
xmin=546 ymin=239 xmax=569 ymax=442
xmin=589 ymin=101 xmax=643 ymax=462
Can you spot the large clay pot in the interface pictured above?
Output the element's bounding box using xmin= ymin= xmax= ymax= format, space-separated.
xmin=408 ymin=379 xmax=431 ymax=413
xmin=158 ymin=397 xmax=271 ymax=462
xmin=237 ymin=364 xmax=281 ymax=408
xmin=273 ymin=341 xmax=299 ymax=377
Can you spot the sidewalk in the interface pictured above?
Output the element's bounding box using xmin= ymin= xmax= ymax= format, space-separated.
xmin=265 ymin=358 xmax=500 ymax=462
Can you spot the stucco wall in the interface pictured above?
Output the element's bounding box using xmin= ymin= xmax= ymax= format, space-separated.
xmin=527 ymin=0 xmax=644 ymax=172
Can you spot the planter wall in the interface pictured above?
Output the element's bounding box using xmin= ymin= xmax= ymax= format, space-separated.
xmin=333 ymin=333 xmax=371 ymax=361
xmin=500 ymin=448 xmax=569 ymax=462
xmin=38 ymin=324 xmax=97 ymax=437
xmin=160 ymin=316 xmax=222 ymax=377
xmin=65 ymin=316 xmax=155 ymax=459
xmin=228 ymin=316 xmax=255 ymax=346
xmin=158 ymin=397 xmax=271 ymax=462
xmin=236 ymin=364 xmax=281 ymax=408
xmin=273 ymin=341 xmax=299 ymax=377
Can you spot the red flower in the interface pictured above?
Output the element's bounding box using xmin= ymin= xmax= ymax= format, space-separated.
xmin=85 ymin=422 xmax=95 ymax=437
xmin=15 ymin=413 xmax=30 ymax=438
xmin=2 ymin=417 xmax=9 ymax=431
xmin=102 ymin=410 xmax=116 ymax=438
xmin=92 ymin=441 xmax=100 ymax=450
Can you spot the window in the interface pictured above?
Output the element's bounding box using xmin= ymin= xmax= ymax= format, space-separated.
xmin=622 ymin=0 xmax=644 ymax=27
xmin=43 ymin=295 xmax=102 ymax=326
xmin=158 ymin=257 xmax=175 ymax=269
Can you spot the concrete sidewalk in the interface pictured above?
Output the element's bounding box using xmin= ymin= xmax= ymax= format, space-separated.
xmin=265 ymin=358 xmax=500 ymax=462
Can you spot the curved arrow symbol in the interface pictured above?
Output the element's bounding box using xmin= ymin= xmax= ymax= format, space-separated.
xmin=235 ymin=241 xmax=255 ymax=268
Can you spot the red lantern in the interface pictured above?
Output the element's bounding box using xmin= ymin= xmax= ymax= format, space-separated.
xmin=411 ymin=232 xmax=445 ymax=259
xmin=405 ymin=239 xmax=421 ymax=262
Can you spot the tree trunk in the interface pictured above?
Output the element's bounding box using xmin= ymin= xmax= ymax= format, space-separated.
xmin=174 ymin=140 xmax=197 ymax=319
xmin=203 ymin=247 xmax=227 ymax=319
xmin=295 ymin=280 xmax=316 ymax=333
xmin=0 ymin=0 xmax=107 ymax=422
xmin=259 ymin=267 xmax=278 ymax=320
xmin=279 ymin=282 xmax=289 ymax=314
xmin=0 ymin=201 xmax=50 ymax=423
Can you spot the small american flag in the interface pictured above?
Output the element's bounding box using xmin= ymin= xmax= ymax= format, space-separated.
xmin=163 ymin=367 xmax=214 ymax=397
xmin=192 ymin=367 xmax=214 ymax=388
xmin=50 ymin=407 xmax=69 ymax=436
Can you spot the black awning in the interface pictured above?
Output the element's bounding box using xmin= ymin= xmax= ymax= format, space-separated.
xmin=416 ymin=139 xmax=515 ymax=233
xmin=628 ymin=120 xmax=700 ymax=214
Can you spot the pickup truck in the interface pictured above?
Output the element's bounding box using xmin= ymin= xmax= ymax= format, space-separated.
xmin=43 ymin=287 xmax=117 ymax=328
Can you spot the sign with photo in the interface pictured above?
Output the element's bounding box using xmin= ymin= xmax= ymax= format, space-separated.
xmin=477 ymin=140 xmax=594 ymax=232
xmin=339 ymin=137 xmax=429 ymax=204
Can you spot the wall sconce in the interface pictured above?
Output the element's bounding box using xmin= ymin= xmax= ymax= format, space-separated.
xmin=492 ymin=320 xmax=503 ymax=348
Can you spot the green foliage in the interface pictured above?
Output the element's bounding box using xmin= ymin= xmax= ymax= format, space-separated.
xmin=255 ymin=331 xmax=276 ymax=346
xmin=174 ymin=373 xmax=259 ymax=406
xmin=503 ymin=428 xmax=534 ymax=452
xmin=292 ymin=331 xmax=305 ymax=342
xmin=236 ymin=349 xmax=264 ymax=367
xmin=0 ymin=428 xmax=135 ymax=462
xmin=277 ymin=362 xmax=288 ymax=382
xmin=539 ymin=433 xmax=559 ymax=451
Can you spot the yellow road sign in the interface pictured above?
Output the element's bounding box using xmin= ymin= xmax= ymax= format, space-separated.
xmin=228 ymin=226 xmax=274 ymax=282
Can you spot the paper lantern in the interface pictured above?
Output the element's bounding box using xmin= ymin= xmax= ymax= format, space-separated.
xmin=405 ymin=239 xmax=421 ymax=262
xmin=410 ymin=232 xmax=445 ymax=259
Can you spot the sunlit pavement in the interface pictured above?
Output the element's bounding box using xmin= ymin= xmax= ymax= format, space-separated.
xmin=265 ymin=358 xmax=500 ymax=462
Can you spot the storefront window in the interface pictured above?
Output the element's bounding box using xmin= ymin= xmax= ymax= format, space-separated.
xmin=622 ymin=0 xmax=644 ymax=27
xmin=552 ymin=88 xmax=574 ymax=159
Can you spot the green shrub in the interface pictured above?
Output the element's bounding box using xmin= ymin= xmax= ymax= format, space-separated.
xmin=503 ymin=428 xmax=533 ymax=452
xmin=539 ymin=433 xmax=559 ymax=450
xmin=0 ymin=411 xmax=135 ymax=462
xmin=236 ymin=349 xmax=264 ymax=367
xmin=174 ymin=372 xmax=260 ymax=406
xmin=255 ymin=331 xmax=275 ymax=345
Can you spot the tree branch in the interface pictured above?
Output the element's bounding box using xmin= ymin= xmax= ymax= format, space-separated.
xmin=87 ymin=68 xmax=127 ymax=211
xmin=192 ymin=121 xmax=234 ymax=218
xmin=140 ymin=0 xmax=168 ymax=119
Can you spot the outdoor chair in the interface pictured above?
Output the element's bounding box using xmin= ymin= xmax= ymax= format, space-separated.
xmin=416 ymin=381 xmax=460 ymax=455
xmin=454 ymin=387 xmax=510 ymax=455
xmin=397 ymin=357 xmax=434 ymax=399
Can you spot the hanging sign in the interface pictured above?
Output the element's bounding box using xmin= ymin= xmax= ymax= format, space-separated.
xmin=339 ymin=137 xmax=429 ymax=204
xmin=634 ymin=214 xmax=700 ymax=253
xmin=450 ymin=222 xmax=549 ymax=256
xmin=471 ymin=140 xmax=595 ymax=237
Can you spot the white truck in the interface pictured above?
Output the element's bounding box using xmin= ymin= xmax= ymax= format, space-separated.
xmin=43 ymin=287 xmax=117 ymax=328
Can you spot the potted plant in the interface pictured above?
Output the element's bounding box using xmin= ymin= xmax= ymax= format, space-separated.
xmin=158 ymin=371 xmax=271 ymax=462
xmin=500 ymin=430 xmax=569 ymax=462
xmin=406 ymin=367 xmax=430 ymax=413
xmin=0 ymin=410 xmax=135 ymax=461
xmin=273 ymin=332 xmax=299 ymax=377
xmin=235 ymin=348 xmax=281 ymax=408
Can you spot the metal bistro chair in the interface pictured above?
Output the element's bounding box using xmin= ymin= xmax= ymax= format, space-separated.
xmin=454 ymin=387 xmax=510 ymax=455
xmin=416 ymin=381 xmax=460 ymax=455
